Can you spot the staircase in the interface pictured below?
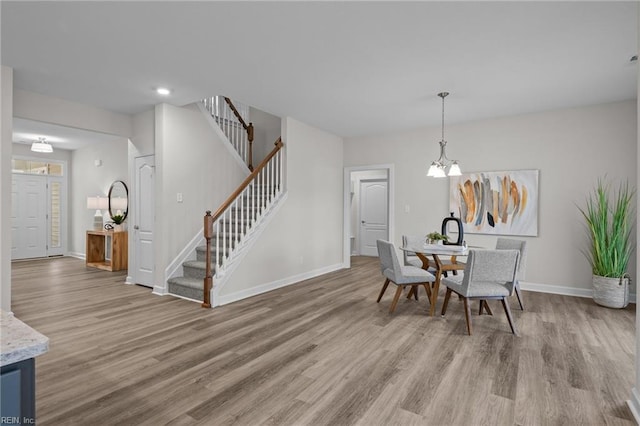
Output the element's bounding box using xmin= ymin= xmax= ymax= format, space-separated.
xmin=167 ymin=184 xmax=278 ymax=301
xmin=166 ymin=96 xmax=284 ymax=306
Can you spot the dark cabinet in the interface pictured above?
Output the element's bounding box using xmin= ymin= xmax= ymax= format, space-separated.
xmin=0 ymin=358 xmax=35 ymax=425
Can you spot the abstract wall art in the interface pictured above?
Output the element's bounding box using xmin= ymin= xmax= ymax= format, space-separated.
xmin=449 ymin=170 xmax=539 ymax=236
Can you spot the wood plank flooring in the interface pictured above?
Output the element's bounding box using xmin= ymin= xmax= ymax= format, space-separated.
xmin=10 ymin=256 xmax=636 ymax=425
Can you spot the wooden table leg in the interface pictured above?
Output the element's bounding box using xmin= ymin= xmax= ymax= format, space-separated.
xmin=430 ymin=269 xmax=442 ymax=316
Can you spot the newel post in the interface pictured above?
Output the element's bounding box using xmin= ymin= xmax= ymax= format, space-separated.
xmin=202 ymin=210 xmax=213 ymax=308
xmin=248 ymin=122 xmax=254 ymax=171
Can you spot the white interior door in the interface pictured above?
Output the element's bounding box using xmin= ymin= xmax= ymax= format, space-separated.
xmin=134 ymin=155 xmax=155 ymax=287
xmin=359 ymin=179 xmax=388 ymax=256
xmin=11 ymin=175 xmax=47 ymax=259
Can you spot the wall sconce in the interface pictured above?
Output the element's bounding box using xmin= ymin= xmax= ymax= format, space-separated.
xmin=87 ymin=196 xmax=109 ymax=230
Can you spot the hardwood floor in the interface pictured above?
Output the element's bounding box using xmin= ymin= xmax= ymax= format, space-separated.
xmin=11 ymin=256 xmax=636 ymax=425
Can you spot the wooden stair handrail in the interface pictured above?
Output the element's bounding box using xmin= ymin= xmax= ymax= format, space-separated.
xmin=223 ymin=97 xmax=249 ymax=130
xmin=224 ymin=96 xmax=254 ymax=170
xmin=202 ymin=137 xmax=283 ymax=308
xmin=210 ymin=138 xmax=283 ymax=223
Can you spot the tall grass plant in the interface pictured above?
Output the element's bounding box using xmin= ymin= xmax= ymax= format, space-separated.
xmin=578 ymin=178 xmax=634 ymax=277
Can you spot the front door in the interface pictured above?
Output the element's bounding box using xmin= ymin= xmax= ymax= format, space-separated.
xmin=359 ymin=179 xmax=388 ymax=256
xmin=134 ymin=155 xmax=155 ymax=287
xmin=11 ymin=175 xmax=47 ymax=259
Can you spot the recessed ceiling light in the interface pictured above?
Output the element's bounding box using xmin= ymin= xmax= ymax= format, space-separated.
xmin=156 ymin=87 xmax=171 ymax=95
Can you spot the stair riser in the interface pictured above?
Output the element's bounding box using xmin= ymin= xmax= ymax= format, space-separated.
xmin=168 ymin=282 xmax=203 ymax=301
xmin=184 ymin=264 xmax=208 ymax=279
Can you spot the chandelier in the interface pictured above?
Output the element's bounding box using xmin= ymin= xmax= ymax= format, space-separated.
xmin=31 ymin=137 xmax=53 ymax=153
xmin=427 ymin=92 xmax=461 ymax=178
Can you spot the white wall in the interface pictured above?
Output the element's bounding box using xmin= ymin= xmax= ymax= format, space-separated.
xmin=220 ymin=117 xmax=344 ymax=300
xmin=13 ymin=89 xmax=132 ymax=138
xmin=154 ymin=103 xmax=247 ymax=291
xmin=69 ymin=139 xmax=128 ymax=255
xmin=344 ymin=100 xmax=637 ymax=295
xmin=249 ymin=107 xmax=281 ymax=165
xmin=0 ymin=66 xmax=13 ymax=311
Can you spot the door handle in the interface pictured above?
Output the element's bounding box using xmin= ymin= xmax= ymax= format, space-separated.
xmin=134 ymin=225 xmax=140 ymax=230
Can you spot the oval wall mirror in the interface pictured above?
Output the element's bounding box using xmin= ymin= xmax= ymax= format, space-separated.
xmin=108 ymin=180 xmax=129 ymax=223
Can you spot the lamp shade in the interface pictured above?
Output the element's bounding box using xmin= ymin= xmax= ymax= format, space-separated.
xmin=98 ymin=197 xmax=109 ymax=210
xmin=87 ymin=197 xmax=99 ymax=210
xmin=87 ymin=196 xmax=109 ymax=210
xmin=448 ymin=162 xmax=462 ymax=176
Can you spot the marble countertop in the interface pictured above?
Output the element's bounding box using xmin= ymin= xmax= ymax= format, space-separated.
xmin=1 ymin=310 xmax=49 ymax=367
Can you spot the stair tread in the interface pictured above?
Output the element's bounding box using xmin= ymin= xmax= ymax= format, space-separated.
xmin=167 ymin=276 xmax=203 ymax=289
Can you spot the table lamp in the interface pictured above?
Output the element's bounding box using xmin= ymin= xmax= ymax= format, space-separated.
xmin=87 ymin=196 xmax=108 ymax=230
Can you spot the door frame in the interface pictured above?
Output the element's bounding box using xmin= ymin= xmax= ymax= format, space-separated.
xmin=343 ymin=164 xmax=394 ymax=268
xmin=11 ymin=157 xmax=69 ymax=259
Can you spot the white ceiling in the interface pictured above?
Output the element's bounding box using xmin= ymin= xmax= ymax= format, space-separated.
xmin=2 ymin=1 xmax=638 ymax=144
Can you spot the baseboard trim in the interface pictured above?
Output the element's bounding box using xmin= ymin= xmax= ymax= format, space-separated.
xmin=166 ymin=292 xmax=202 ymax=304
xmin=68 ymin=252 xmax=85 ymax=260
xmin=520 ymin=281 xmax=592 ymax=298
xmin=521 ymin=281 xmax=636 ymax=303
xmin=152 ymin=285 xmax=166 ymax=296
xmin=628 ymin=388 xmax=640 ymax=424
xmin=217 ymin=262 xmax=345 ymax=306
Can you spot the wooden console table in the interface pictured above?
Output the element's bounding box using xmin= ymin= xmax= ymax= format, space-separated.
xmin=86 ymin=230 xmax=128 ymax=271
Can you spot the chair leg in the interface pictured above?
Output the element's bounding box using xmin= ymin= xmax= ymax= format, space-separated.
xmin=412 ymin=285 xmax=419 ymax=301
xmin=441 ymin=287 xmax=452 ymax=315
xmin=463 ymin=297 xmax=472 ymax=335
xmin=406 ymin=286 xmax=414 ymax=299
xmin=377 ymin=279 xmax=390 ymax=303
xmin=515 ymin=284 xmax=525 ymax=310
xmin=478 ymin=300 xmax=493 ymax=316
xmin=501 ymin=297 xmax=519 ymax=335
xmin=423 ymin=283 xmax=432 ymax=303
xmin=389 ymin=286 xmax=403 ymax=314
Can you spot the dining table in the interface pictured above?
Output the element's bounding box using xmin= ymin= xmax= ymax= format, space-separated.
xmin=400 ymin=243 xmax=469 ymax=316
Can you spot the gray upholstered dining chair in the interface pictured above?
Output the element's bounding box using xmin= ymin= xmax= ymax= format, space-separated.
xmin=496 ymin=238 xmax=527 ymax=310
xmin=376 ymin=240 xmax=436 ymax=314
xmin=441 ymin=249 xmax=520 ymax=335
xmin=401 ymin=235 xmax=426 ymax=268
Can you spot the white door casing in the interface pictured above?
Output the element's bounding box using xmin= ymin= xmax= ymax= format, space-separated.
xmin=359 ymin=179 xmax=388 ymax=256
xmin=11 ymin=175 xmax=47 ymax=259
xmin=134 ymin=156 xmax=155 ymax=287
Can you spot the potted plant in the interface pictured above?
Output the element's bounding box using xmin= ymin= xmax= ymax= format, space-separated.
xmin=426 ymin=231 xmax=449 ymax=245
xmin=578 ymin=178 xmax=634 ymax=308
xmin=111 ymin=214 xmax=125 ymax=232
